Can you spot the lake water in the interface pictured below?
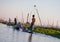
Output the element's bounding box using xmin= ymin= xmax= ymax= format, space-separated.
xmin=0 ymin=23 xmax=60 ymax=42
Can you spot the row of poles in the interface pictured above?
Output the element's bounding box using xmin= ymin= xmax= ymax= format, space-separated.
xmin=15 ymin=5 xmax=59 ymax=28
xmin=26 ymin=5 xmax=42 ymax=26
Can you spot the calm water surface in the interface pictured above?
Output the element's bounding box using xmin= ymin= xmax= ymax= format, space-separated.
xmin=0 ymin=23 xmax=60 ymax=42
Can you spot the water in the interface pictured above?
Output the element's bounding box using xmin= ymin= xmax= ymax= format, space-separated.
xmin=0 ymin=23 xmax=60 ymax=42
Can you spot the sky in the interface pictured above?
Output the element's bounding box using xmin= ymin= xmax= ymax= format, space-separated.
xmin=0 ymin=0 xmax=60 ymax=27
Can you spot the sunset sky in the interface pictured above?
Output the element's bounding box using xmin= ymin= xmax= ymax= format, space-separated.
xmin=0 ymin=0 xmax=60 ymax=26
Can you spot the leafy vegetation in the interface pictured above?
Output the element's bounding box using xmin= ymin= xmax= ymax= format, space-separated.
xmin=34 ymin=26 xmax=60 ymax=38
xmin=25 ymin=24 xmax=60 ymax=39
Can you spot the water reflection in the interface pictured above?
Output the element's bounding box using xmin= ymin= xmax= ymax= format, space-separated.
xmin=11 ymin=29 xmax=14 ymax=42
xmin=12 ymin=29 xmax=19 ymax=42
xmin=0 ymin=24 xmax=60 ymax=42
xmin=28 ymin=33 xmax=32 ymax=42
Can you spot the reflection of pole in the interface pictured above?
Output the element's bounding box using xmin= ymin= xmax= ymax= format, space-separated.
xmin=28 ymin=33 xmax=32 ymax=42
xmin=16 ymin=31 xmax=19 ymax=42
xmin=34 ymin=5 xmax=42 ymax=26
xmin=11 ymin=30 xmax=15 ymax=42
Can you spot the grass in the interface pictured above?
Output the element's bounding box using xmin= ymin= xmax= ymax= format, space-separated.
xmin=25 ymin=24 xmax=60 ymax=39
xmin=0 ymin=21 xmax=15 ymax=26
xmin=34 ymin=27 xmax=60 ymax=39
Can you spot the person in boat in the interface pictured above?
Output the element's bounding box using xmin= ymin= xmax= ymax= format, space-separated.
xmin=22 ymin=25 xmax=26 ymax=32
xmin=22 ymin=25 xmax=28 ymax=32
xmin=14 ymin=18 xmax=17 ymax=25
xmin=28 ymin=15 xmax=36 ymax=33
xmin=7 ymin=18 xmax=11 ymax=26
xmin=14 ymin=22 xmax=21 ymax=30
